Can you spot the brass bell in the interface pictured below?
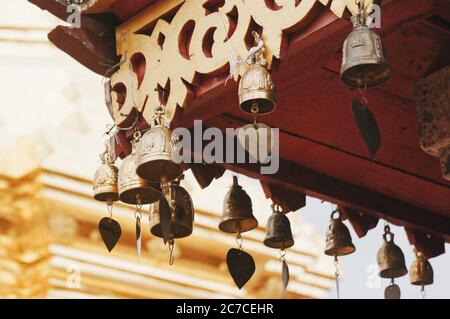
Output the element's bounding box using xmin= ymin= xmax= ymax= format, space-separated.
xmin=341 ymin=9 xmax=391 ymax=88
xmin=118 ymin=137 xmax=161 ymax=205
xmin=324 ymin=211 xmax=355 ymax=257
xmin=377 ymin=226 xmax=408 ymax=279
xmin=410 ymin=252 xmax=433 ymax=286
xmin=263 ymin=205 xmax=294 ymax=249
xmin=219 ymin=175 xmax=258 ymax=233
xmin=93 ymin=151 xmax=119 ymax=203
xmin=136 ymin=107 xmax=182 ymax=183
xmin=149 ymin=181 xmax=194 ymax=239
xmin=239 ymin=63 xmax=276 ymax=115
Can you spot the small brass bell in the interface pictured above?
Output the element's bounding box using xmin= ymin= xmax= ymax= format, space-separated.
xmin=340 ymin=4 xmax=391 ymax=88
xmin=136 ymin=106 xmax=182 ymax=183
xmin=93 ymin=151 xmax=119 ymax=203
xmin=149 ymin=180 xmax=194 ymax=239
xmin=118 ymin=134 xmax=161 ymax=205
xmin=377 ymin=226 xmax=408 ymax=279
xmin=264 ymin=205 xmax=294 ymax=250
xmin=324 ymin=211 xmax=355 ymax=257
xmin=410 ymin=252 xmax=433 ymax=286
xmin=238 ymin=31 xmax=276 ymax=116
xmin=219 ymin=175 xmax=258 ymax=233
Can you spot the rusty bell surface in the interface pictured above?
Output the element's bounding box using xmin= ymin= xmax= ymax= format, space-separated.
xmin=341 ymin=15 xmax=391 ymax=88
xmin=93 ymin=152 xmax=119 ymax=203
xmin=324 ymin=211 xmax=355 ymax=257
xmin=263 ymin=208 xmax=294 ymax=250
xmin=118 ymin=141 xmax=161 ymax=205
xmin=219 ymin=176 xmax=258 ymax=233
xmin=136 ymin=120 xmax=182 ymax=184
xmin=410 ymin=253 xmax=434 ymax=286
xmin=239 ymin=63 xmax=276 ymax=116
xmin=377 ymin=227 xmax=408 ymax=279
xmin=149 ymin=182 xmax=194 ymax=239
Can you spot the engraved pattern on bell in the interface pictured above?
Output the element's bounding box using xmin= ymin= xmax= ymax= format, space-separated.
xmin=263 ymin=208 xmax=294 ymax=250
xmin=93 ymin=154 xmax=119 ymax=203
xmin=149 ymin=183 xmax=194 ymax=239
xmin=219 ymin=176 xmax=258 ymax=233
xmin=340 ymin=15 xmax=391 ymax=88
xmin=324 ymin=211 xmax=355 ymax=257
xmin=377 ymin=226 xmax=408 ymax=279
xmin=118 ymin=142 xmax=161 ymax=205
xmin=136 ymin=123 xmax=182 ymax=183
xmin=239 ymin=63 xmax=276 ymax=115
xmin=410 ymin=253 xmax=434 ymax=286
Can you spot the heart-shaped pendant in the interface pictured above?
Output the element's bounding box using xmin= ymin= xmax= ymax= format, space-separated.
xmin=98 ymin=217 xmax=122 ymax=252
xmin=385 ymin=283 xmax=401 ymax=299
xmin=237 ymin=123 xmax=273 ymax=164
xmin=226 ymin=248 xmax=256 ymax=289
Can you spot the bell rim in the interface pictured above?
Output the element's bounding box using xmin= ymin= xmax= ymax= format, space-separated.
xmin=118 ymin=185 xmax=161 ymax=205
xmin=238 ymin=93 xmax=276 ymax=115
xmin=218 ymin=217 xmax=258 ymax=234
xmin=379 ymin=267 xmax=408 ymax=279
xmin=93 ymin=190 xmax=119 ymax=203
xmin=340 ymin=61 xmax=392 ymax=88
xmin=263 ymin=237 xmax=294 ymax=249
xmin=324 ymin=244 xmax=356 ymax=257
xmin=136 ymin=159 xmax=183 ymax=183
xmin=150 ymin=223 xmax=193 ymax=239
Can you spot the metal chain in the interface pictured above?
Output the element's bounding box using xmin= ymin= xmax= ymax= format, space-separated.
xmin=106 ymin=201 xmax=113 ymax=220
xmin=279 ymin=249 xmax=286 ymax=263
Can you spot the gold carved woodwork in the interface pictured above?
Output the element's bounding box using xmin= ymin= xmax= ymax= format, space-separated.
xmin=109 ymin=0 xmax=375 ymax=126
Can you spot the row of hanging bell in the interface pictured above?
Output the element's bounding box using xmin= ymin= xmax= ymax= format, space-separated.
xmin=220 ymin=175 xmax=257 ymax=290
xmin=264 ymin=204 xmax=294 ymax=296
xmin=324 ymin=209 xmax=356 ymax=299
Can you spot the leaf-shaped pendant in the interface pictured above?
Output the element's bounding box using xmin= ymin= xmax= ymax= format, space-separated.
xmin=98 ymin=217 xmax=122 ymax=252
xmin=159 ymin=197 xmax=172 ymax=244
xmin=237 ymin=123 xmax=273 ymax=164
xmin=385 ymin=283 xmax=401 ymax=299
xmin=226 ymin=248 xmax=256 ymax=289
xmin=351 ymin=99 xmax=381 ymax=160
xmin=282 ymin=260 xmax=290 ymax=296
xmin=136 ymin=217 xmax=141 ymax=263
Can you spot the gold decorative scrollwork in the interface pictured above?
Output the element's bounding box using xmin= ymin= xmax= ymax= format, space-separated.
xmin=109 ymin=0 xmax=373 ymax=126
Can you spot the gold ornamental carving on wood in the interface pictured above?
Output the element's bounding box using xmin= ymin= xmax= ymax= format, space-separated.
xmin=109 ymin=0 xmax=374 ymax=125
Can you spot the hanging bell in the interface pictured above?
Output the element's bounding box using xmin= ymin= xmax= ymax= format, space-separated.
xmin=377 ymin=226 xmax=408 ymax=279
xmin=136 ymin=107 xmax=182 ymax=183
xmin=93 ymin=151 xmax=119 ymax=203
xmin=340 ymin=8 xmax=391 ymax=88
xmin=219 ymin=175 xmax=258 ymax=233
xmin=263 ymin=206 xmax=294 ymax=250
xmin=410 ymin=252 xmax=434 ymax=286
xmin=118 ymin=135 xmax=161 ymax=205
xmin=149 ymin=181 xmax=194 ymax=239
xmin=239 ymin=63 xmax=276 ymax=116
xmin=324 ymin=211 xmax=356 ymax=257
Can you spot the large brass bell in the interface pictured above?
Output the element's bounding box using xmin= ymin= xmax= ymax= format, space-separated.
xmin=149 ymin=180 xmax=194 ymax=239
xmin=341 ymin=7 xmax=391 ymax=88
xmin=239 ymin=64 xmax=276 ymax=115
xmin=118 ymin=134 xmax=161 ymax=205
xmin=263 ymin=205 xmax=294 ymax=249
xmin=93 ymin=151 xmax=119 ymax=203
xmin=377 ymin=226 xmax=408 ymax=279
xmin=324 ymin=211 xmax=356 ymax=257
xmin=238 ymin=31 xmax=276 ymax=116
xmin=219 ymin=175 xmax=258 ymax=233
xmin=136 ymin=107 xmax=182 ymax=183
xmin=410 ymin=252 xmax=433 ymax=286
